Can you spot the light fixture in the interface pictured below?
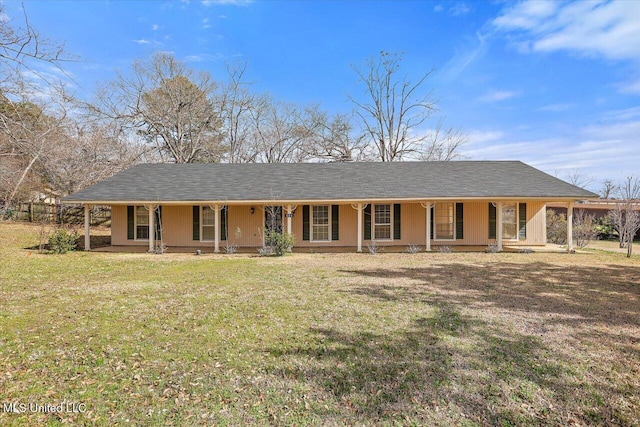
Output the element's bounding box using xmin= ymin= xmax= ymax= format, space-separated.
xmin=250 ymin=207 xmax=255 ymax=215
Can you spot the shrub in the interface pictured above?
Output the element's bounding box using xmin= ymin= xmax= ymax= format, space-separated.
xmin=547 ymin=209 xmax=567 ymax=244
xmin=485 ymin=243 xmax=500 ymax=253
xmin=406 ymin=244 xmax=422 ymax=254
xmin=48 ymin=228 xmax=78 ymax=254
xmin=439 ymin=246 xmax=452 ymax=253
xmin=262 ymin=230 xmax=294 ymax=256
xmin=574 ymin=209 xmax=597 ymax=249
xmin=367 ymin=241 xmax=383 ymax=255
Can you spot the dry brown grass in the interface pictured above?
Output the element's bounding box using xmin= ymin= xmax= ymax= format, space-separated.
xmin=0 ymin=222 xmax=639 ymax=425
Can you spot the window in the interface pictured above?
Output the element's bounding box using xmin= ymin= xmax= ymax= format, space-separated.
xmin=312 ymin=205 xmax=330 ymax=241
xmin=201 ymin=206 xmax=216 ymax=241
xmin=502 ymin=203 xmax=517 ymax=240
xmin=374 ymin=204 xmax=391 ymax=240
xmin=135 ymin=206 xmax=149 ymax=240
xmin=435 ymin=202 xmax=454 ymax=240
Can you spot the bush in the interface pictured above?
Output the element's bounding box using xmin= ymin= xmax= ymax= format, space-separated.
xmin=48 ymin=228 xmax=78 ymax=254
xmin=547 ymin=209 xmax=567 ymax=244
xmin=574 ymin=209 xmax=597 ymax=249
xmin=367 ymin=241 xmax=383 ymax=255
xmin=406 ymin=244 xmax=422 ymax=254
xmin=262 ymin=230 xmax=294 ymax=256
xmin=439 ymin=246 xmax=452 ymax=253
xmin=485 ymin=243 xmax=500 ymax=253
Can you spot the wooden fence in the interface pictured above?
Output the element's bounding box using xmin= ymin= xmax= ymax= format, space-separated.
xmin=5 ymin=203 xmax=111 ymax=226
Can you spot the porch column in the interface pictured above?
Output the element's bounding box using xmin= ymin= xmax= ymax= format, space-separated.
xmin=496 ymin=201 xmax=503 ymax=251
xmin=286 ymin=204 xmax=293 ymax=235
xmin=214 ymin=204 xmax=220 ymax=253
xmin=357 ymin=203 xmax=363 ymax=252
xmin=148 ymin=204 xmax=155 ymax=253
xmin=84 ymin=204 xmax=90 ymax=251
xmin=421 ymin=201 xmax=431 ymax=251
xmin=567 ymin=201 xmax=574 ymax=252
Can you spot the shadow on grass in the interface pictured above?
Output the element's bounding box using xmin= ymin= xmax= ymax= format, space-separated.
xmin=265 ymin=262 xmax=638 ymax=424
xmin=340 ymin=262 xmax=640 ymax=328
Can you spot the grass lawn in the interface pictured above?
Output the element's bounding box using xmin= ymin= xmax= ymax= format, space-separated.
xmin=1 ymin=222 xmax=639 ymax=426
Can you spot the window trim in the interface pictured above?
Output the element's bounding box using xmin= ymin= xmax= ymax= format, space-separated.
xmin=200 ymin=206 xmax=217 ymax=242
xmin=310 ymin=204 xmax=331 ymax=242
xmin=434 ymin=202 xmax=456 ymax=241
xmin=134 ymin=205 xmax=149 ymax=241
xmin=371 ymin=203 xmax=393 ymax=241
xmin=502 ymin=202 xmax=519 ymax=241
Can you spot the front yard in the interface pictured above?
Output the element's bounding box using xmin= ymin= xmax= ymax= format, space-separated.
xmin=0 ymin=222 xmax=638 ymax=425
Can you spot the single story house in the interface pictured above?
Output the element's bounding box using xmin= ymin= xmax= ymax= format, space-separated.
xmin=63 ymin=161 xmax=598 ymax=253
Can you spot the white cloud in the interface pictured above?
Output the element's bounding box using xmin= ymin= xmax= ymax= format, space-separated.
xmin=449 ymin=3 xmax=471 ymax=16
xmin=479 ymin=90 xmax=521 ymax=102
xmin=0 ymin=12 xmax=9 ymax=23
xmin=184 ymin=53 xmax=224 ymax=62
xmin=433 ymin=4 xmax=444 ymax=13
xmin=202 ymin=0 xmax=252 ymax=6
xmin=463 ymin=112 xmax=640 ymax=188
xmin=616 ymin=77 xmax=640 ymax=95
xmin=440 ymin=32 xmax=486 ymax=81
xmin=151 ymin=24 xmax=162 ymax=31
xmin=132 ymin=39 xmax=150 ymax=45
xmin=493 ymin=0 xmax=640 ymax=61
xmin=537 ymin=103 xmax=575 ymax=112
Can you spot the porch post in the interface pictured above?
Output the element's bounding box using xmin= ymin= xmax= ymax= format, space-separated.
xmin=425 ymin=202 xmax=431 ymax=252
xmin=84 ymin=204 xmax=90 ymax=251
xmin=286 ymin=204 xmax=293 ymax=235
xmin=214 ymin=204 xmax=220 ymax=253
xmin=496 ymin=201 xmax=503 ymax=251
xmin=567 ymin=200 xmax=574 ymax=252
xmin=357 ymin=203 xmax=363 ymax=253
xmin=148 ymin=204 xmax=155 ymax=253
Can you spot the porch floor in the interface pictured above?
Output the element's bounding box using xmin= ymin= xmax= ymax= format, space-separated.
xmin=89 ymin=244 xmax=571 ymax=254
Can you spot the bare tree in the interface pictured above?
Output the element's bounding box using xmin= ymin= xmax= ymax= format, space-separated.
xmin=306 ymin=109 xmax=369 ymax=162
xmin=92 ymin=52 xmax=224 ymax=163
xmin=566 ymin=169 xmax=594 ymax=189
xmin=608 ymin=176 xmax=640 ymax=257
xmin=247 ymin=95 xmax=316 ymax=163
xmin=420 ymin=118 xmax=468 ymax=161
xmin=350 ymin=51 xmax=446 ymax=161
xmin=0 ymin=87 xmax=67 ymax=212
xmin=600 ymin=179 xmax=617 ymax=199
xmin=0 ymin=3 xmax=70 ymax=91
xmin=218 ymin=61 xmax=258 ymax=163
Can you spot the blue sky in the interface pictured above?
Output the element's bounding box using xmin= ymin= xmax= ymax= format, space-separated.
xmin=4 ymin=0 xmax=640 ymax=192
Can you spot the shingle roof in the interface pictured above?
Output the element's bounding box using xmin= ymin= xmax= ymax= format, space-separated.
xmin=63 ymin=161 xmax=598 ymax=203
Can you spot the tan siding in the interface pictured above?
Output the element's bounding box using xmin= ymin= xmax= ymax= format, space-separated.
xmin=109 ymin=200 xmax=548 ymax=250
xmin=111 ymin=205 xmax=131 ymax=246
xmin=456 ymin=201 xmax=489 ymax=245
xmin=228 ymin=205 xmax=264 ymax=247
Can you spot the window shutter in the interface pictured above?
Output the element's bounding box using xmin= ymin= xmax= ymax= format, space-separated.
xmin=393 ymin=204 xmax=401 ymax=240
xmin=221 ymin=206 xmax=228 ymax=241
xmin=364 ymin=204 xmax=372 ymax=240
xmin=127 ymin=205 xmax=134 ymax=240
xmin=488 ymin=203 xmax=496 ymax=239
xmin=192 ymin=206 xmax=200 ymax=241
xmin=155 ymin=206 xmax=163 ymax=241
xmin=456 ymin=203 xmax=464 ymax=240
xmin=331 ymin=205 xmax=339 ymax=241
xmin=302 ymin=205 xmax=310 ymax=241
xmin=430 ymin=206 xmax=434 ymax=239
xmin=519 ymin=202 xmax=527 ymax=239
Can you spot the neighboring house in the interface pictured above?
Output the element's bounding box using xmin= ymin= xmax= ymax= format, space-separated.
xmin=63 ymin=161 xmax=598 ymax=252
